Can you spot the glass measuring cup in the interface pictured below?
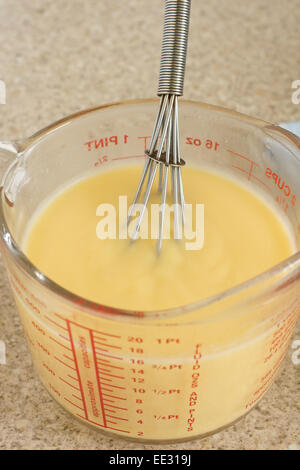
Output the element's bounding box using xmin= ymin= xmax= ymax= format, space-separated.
xmin=0 ymin=99 xmax=299 ymax=443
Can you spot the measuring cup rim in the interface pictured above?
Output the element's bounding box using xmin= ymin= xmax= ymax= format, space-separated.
xmin=1 ymin=98 xmax=300 ymax=323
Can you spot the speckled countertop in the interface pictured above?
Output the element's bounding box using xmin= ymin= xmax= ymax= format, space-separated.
xmin=0 ymin=0 xmax=299 ymax=451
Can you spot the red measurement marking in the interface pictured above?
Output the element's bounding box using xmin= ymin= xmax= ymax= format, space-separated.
xmin=49 ymin=336 xmax=72 ymax=351
xmin=105 ymin=408 xmax=116 ymax=413
xmin=59 ymin=334 xmax=71 ymax=342
xmin=95 ymin=347 xmax=109 ymax=352
xmin=53 ymin=315 xmax=121 ymax=339
xmin=94 ymin=156 xmax=109 ymax=167
xmin=59 ymin=377 xmax=80 ymax=391
xmin=98 ymin=367 xmax=112 ymax=373
xmin=102 ymin=393 xmax=126 ymax=401
xmin=227 ymin=149 xmax=259 ymax=165
xmin=101 ymin=383 xmax=126 ymax=390
xmin=54 ymin=356 xmax=77 ymax=371
xmin=101 ymin=372 xmax=125 ymax=380
xmin=45 ymin=316 xmax=68 ymax=331
xmin=55 ymin=313 xmax=121 ymax=339
xmin=54 ymin=313 xmax=66 ymax=320
xmin=106 ymin=414 xmax=129 ymax=422
xmin=76 ymin=415 xmax=130 ymax=434
xmin=103 ymin=404 xmax=128 ymax=411
xmin=101 ymin=377 xmax=113 ymax=382
xmin=232 ymin=165 xmax=272 ymax=191
xmin=66 ymin=321 xmax=88 ymax=419
xmin=107 ymin=420 xmax=118 ymax=425
xmin=72 ymin=394 xmax=83 ymax=401
xmin=103 ymin=398 xmax=115 ymax=403
xmin=232 ymin=164 xmax=255 ymax=181
xmin=97 ymin=358 xmax=110 ymax=364
xmin=227 ymin=148 xmax=273 ymax=192
xmin=67 ymin=374 xmax=79 ymax=382
xmin=94 ymin=340 xmax=122 ymax=350
xmin=97 ymin=353 xmax=123 ymax=360
xmin=97 ymin=361 xmax=124 ymax=370
xmin=93 ymin=331 xmax=121 ymax=339
xmin=90 ymin=330 xmax=107 ymax=428
xmin=64 ymin=397 xmax=85 ymax=411
xmin=138 ymin=136 xmax=151 ymax=150
xmin=232 ymin=165 xmax=248 ymax=174
xmin=106 ymin=426 xmax=129 ymax=434
xmin=112 ymin=155 xmax=144 ymax=161
xmin=252 ymin=175 xmax=272 ymax=192
xmin=63 ymin=354 xmax=75 ymax=362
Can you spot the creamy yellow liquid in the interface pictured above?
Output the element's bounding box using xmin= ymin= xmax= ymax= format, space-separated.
xmin=16 ymin=165 xmax=297 ymax=441
xmin=24 ymin=166 xmax=293 ymax=311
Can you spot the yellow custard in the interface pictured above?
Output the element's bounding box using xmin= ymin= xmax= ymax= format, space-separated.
xmin=24 ymin=166 xmax=293 ymax=311
xmin=16 ymin=165 xmax=297 ymax=441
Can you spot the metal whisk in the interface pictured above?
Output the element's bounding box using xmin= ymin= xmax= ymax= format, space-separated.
xmin=128 ymin=0 xmax=191 ymax=253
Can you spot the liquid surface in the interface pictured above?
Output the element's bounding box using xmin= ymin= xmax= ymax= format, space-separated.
xmin=23 ymin=166 xmax=293 ymax=311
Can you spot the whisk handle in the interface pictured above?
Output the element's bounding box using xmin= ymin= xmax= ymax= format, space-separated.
xmin=158 ymin=0 xmax=191 ymax=96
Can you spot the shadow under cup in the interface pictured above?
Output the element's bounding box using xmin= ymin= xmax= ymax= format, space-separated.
xmin=0 ymin=100 xmax=300 ymax=442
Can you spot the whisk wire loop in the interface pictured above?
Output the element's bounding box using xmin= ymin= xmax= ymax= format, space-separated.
xmin=128 ymin=1 xmax=191 ymax=252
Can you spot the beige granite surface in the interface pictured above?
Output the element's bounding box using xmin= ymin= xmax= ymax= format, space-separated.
xmin=0 ymin=0 xmax=299 ymax=450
